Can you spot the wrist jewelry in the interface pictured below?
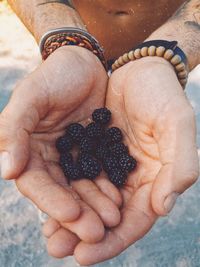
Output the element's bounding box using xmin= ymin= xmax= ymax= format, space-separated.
xmin=39 ymin=27 xmax=107 ymax=69
xmin=112 ymin=40 xmax=188 ymax=89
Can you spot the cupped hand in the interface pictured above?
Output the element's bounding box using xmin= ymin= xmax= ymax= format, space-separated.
xmin=0 ymin=46 xmax=122 ymax=243
xmin=47 ymin=56 xmax=199 ymax=265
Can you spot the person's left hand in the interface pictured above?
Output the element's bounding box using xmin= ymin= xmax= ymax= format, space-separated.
xmin=44 ymin=57 xmax=199 ymax=265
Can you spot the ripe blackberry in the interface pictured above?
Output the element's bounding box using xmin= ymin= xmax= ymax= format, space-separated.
xmin=63 ymin=163 xmax=82 ymax=181
xmin=119 ymin=155 xmax=137 ymax=173
xmin=109 ymin=143 xmax=128 ymax=158
xmin=80 ymin=137 xmax=95 ymax=154
xmin=95 ymin=141 xmax=110 ymax=160
xmin=92 ymin=108 xmax=111 ymax=125
xmin=106 ymin=127 xmax=123 ymax=143
xmin=59 ymin=152 xmax=73 ymax=167
xmin=103 ymin=155 xmax=119 ymax=174
xmin=108 ymin=169 xmax=127 ymax=187
xmin=78 ymin=153 xmax=102 ymax=179
xmin=85 ymin=122 xmax=103 ymax=139
xmin=56 ymin=135 xmax=73 ymax=153
xmin=66 ymin=123 xmax=85 ymax=143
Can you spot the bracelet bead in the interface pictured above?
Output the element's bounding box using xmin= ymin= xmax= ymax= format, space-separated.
xmin=179 ymin=78 xmax=187 ymax=86
xmin=164 ymin=49 xmax=174 ymax=60
xmin=122 ymin=53 xmax=130 ymax=63
xmin=112 ymin=61 xmax=118 ymax=70
xmin=175 ymin=62 xmax=185 ymax=72
xmin=171 ymin=55 xmax=182 ymax=65
xmin=134 ymin=48 xmax=142 ymax=59
xmin=177 ymin=70 xmax=188 ymax=79
xmin=148 ymin=46 xmax=156 ymax=56
xmin=141 ymin=47 xmax=148 ymax=57
xmin=156 ymin=46 xmax=166 ymax=57
xmin=128 ymin=50 xmax=135 ymax=60
xmin=118 ymin=56 xmax=125 ymax=66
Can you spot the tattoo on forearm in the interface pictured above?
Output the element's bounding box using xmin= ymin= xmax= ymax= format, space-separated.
xmin=37 ymin=0 xmax=74 ymax=8
xmin=172 ymin=0 xmax=200 ymax=29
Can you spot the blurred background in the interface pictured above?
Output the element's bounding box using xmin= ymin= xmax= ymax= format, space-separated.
xmin=1 ymin=1 xmax=200 ymax=266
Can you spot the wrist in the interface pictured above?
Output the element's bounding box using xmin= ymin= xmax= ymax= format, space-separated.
xmin=39 ymin=27 xmax=106 ymax=69
xmin=33 ymin=2 xmax=86 ymax=43
xmin=125 ymin=56 xmax=174 ymax=72
xmin=49 ymin=45 xmax=106 ymax=73
xmin=146 ymin=22 xmax=200 ymax=71
xmin=112 ymin=40 xmax=188 ymax=89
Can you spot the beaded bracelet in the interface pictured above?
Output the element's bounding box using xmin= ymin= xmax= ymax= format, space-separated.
xmin=112 ymin=40 xmax=188 ymax=89
xmin=39 ymin=27 xmax=107 ymax=69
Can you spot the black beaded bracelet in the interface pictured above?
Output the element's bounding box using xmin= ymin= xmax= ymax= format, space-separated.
xmin=112 ymin=40 xmax=189 ymax=89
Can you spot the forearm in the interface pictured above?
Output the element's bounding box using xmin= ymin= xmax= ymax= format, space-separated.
xmin=147 ymin=0 xmax=200 ymax=71
xmin=7 ymin=0 xmax=86 ymax=43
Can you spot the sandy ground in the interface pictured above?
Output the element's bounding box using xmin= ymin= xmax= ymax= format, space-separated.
xmin=1 ymin=2 xmax=200 ymax=267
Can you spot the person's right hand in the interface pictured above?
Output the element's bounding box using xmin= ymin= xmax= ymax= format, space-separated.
xmin=0 ymin=46 xmax=122 ymax=244
xmin=43 ymin=56 xmax=199 ymax=263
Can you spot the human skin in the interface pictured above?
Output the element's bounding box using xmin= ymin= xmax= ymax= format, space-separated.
xmin=0 ymin=45 xmax=125 ymax=241
xmin=43 ymin=1 xmax=200 ymax=264
xmin=44 ymin=57 xmax=199 ymax=265
xmin=2 ymin=0 xmax=200 ymax=264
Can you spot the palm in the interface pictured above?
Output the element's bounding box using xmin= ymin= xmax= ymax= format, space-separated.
xmin=107 ymin=72 xmax=162 ymax=205
xmin=73 ymin=59 xmax=198 ymax=265
xmin=8 ymin=46 xmax=123 ymax=243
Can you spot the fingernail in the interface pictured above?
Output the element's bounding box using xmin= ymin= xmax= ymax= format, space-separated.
xmin=0 ymin=152 xmax=11 ymax=178
xmin=164 ymin=192 xmax=179 ymax=213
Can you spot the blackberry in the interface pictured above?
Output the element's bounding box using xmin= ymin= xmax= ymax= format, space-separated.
xmin=106 ymin=127 xmax=123 ymax=143
xmin=92 ymin=108 xmax=111 ymax=125
xmin=108 ymin=169 xmax=127 ymax=187
xmin=95 ymin=141 xmax=110 ymax=160
xmin=85 ymin=122 xmax=103 ymax=139
xmin=109 ymin=143 xmax=128 ymax=158
xmin=63 ymin=163 xmax=82 ymax=181
xmin=103 ymin=155 xmax=119 ymax=174
xmin=66 ymin=123 xmax=85 ymax=143
xmin=56 ymin=135 xmax=73 ymax=153
xmin=119 ymin=154 xmax=137 ymax=173
xmin=80 ymin=137 xmax=95 ymax=154
xmin=59 ymin=152 xmax=73 ymax=167
xmin=78 ymin=153 xmax=102 ymax=179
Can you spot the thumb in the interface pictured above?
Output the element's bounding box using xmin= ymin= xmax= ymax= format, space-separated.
xmin=151 ymin=107 xmax=199 ymax=216
xmin=0 ymin=73 xmax=48 ymax=179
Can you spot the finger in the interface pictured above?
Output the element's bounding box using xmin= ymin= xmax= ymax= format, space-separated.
xmin=0 ymin=74 xmax=48 ymax=179
xmin=71 ymin=179 xmax=121 ymax=227
xmin=151 ymin=105 xmax=199 ymax=216
xmin=16 ymin=153 xmax=81 ymax=223
xmin=74 ymin=183 xmax=158 ymax=266
xmin=42 ymin=217 xmax=61 ymax=238
xmin=48 ymin=160 xmax=115 ymax=235
xmin=47 ymin=227 xmax=80 ymax=258
xmin=95 ymin=174 xmax=123 ymax=208
xmin=62 ymin=199 xmax=105 ymax=243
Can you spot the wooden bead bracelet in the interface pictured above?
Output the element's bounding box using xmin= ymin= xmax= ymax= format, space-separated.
xmin=112 ymin=40 xmax=188 ymax=89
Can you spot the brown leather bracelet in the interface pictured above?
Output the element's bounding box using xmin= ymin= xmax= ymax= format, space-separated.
xmin=39 ymin=27 xmax=107 ymax=70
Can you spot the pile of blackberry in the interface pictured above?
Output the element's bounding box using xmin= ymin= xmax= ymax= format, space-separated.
xmin=56 ymin=108 xmax=137 ymax=187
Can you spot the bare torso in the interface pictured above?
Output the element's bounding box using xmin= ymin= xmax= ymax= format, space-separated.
xmin=72 ymin=0 xmax=185 ymax=60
